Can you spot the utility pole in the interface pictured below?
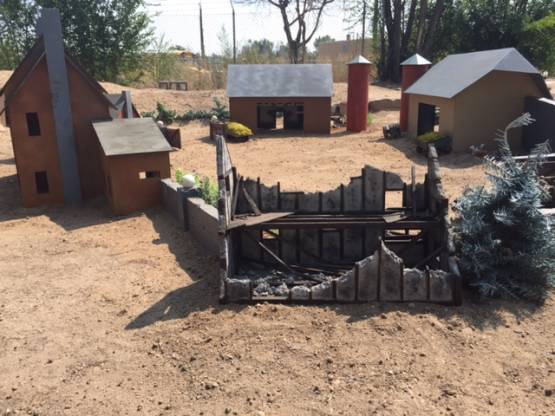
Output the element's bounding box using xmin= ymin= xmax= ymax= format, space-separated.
xmin=199 ymin=2 xmax=206 ymax=59
xmin=230 ymin=0 xmax=236 ymax=63
xmin=361 ymin=1 xmax=367 ymax=56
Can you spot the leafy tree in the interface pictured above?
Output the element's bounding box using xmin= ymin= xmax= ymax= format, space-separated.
xmin=0 ymin=0 xmax=38 ymax=69
xmin=520 ymin=13 xmax=555 ymax=73
xmin=0 ymin=1 xmax=153 ymax=81
xmin=37 ymin=0 xmax=153 ymax=82
xmin=453 ymin=114 xmax=555 ymax=303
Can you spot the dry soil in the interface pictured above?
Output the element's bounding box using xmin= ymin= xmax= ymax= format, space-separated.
xmin=0 ymin=76 xmax=554 ymax=416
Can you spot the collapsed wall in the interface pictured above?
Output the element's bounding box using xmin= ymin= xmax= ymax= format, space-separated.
xmin=216 ymin=135 xmax=462 ymax=305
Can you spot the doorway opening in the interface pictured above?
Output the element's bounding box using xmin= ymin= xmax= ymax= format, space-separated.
xmin=257 ymin=103 xmax=304 ymax=131
xmin=417 ymin=103 xmax=440 ymax=135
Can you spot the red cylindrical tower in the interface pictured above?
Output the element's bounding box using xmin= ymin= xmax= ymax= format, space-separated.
xmin=347 ymin=55 xmax=371 ymax=133
xmin=400 ymin=54 xmax=431 ymax=132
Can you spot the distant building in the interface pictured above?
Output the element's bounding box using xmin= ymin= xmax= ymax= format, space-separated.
xmin=227 ymin=64 xmax=333 ymax=134
xmin=317 ymin=35 xmax=372 ymax=63
xmin=405 ymin=48 xmax=552 ymax=151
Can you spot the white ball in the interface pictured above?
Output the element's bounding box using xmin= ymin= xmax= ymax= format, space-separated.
xmin=181 ymin=174 xmax=197 ymax=189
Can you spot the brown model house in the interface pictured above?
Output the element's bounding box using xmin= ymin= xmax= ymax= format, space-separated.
xmin=405 ymin=48 xmax=552 ymax=151
xmin=227 ymin=64 xmax=333 ymax=134
xmin=94 ymin=118 xmax=172 ymax=215
xmin=0 ymin=8 xmax=171 ymax=215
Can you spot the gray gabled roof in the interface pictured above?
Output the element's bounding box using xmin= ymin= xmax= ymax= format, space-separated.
xmin=401 ymin=54 xmax=431 ymax=66
xmin=227 ymin=64 xmax=333 ymax=98
xmin=405 ymin=48 xmax=551 ymax=99
xmin=93 ymin=118 xmax=172 ymax=157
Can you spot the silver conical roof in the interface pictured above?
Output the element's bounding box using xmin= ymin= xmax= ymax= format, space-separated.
xmin=401 ymin=54 xmax=431 ymax=66
xmin=348 ymin=55 xmax=371 ymax=65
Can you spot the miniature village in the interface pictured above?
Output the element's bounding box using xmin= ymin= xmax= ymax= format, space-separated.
xmin=0 ymin=3 xmax=554 ymax=416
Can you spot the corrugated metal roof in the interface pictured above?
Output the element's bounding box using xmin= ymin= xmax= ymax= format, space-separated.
xmin=405 ymin=48 xmax=550 ymax=99
xmin=401 ymin=54 xmax=431 ymax=66
xmin=227 ymin=64 xmax=333 ymax=98
xmin=93 ymin=118 xmax=172 ymax=157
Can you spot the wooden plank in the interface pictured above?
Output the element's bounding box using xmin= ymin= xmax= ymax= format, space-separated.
xmin=242 ymin=185 xmax=261 ymax=216
xmin=243 ymin=232 xmax=297 ymax=275
xmin=228 ymin=212 xmax=293 ymax=230
xmin=363 ymin=166 xmax=385 ymax=212
xmin=231 ymin=175 xmax=243 ymax=219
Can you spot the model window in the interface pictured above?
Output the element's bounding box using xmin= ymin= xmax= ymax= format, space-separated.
xmin=35 ymin=171 xmax=49 ymax=194
xmin=26 ymin=113 xmax=41 ymax=136
xmin=139 ymin=171 xmax=161 ymax=179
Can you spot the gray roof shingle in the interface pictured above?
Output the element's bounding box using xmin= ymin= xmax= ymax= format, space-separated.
xmin=405 ymin=48 xmax=551 ymax=99
xmin=93 ymin=118 xmax=172 ymax=157
xmin=227 ymin=64 xmax=333 ymax=98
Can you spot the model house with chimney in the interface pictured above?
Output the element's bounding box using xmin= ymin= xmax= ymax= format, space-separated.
xmin=0 ymin=8 xmax=172 ymax=214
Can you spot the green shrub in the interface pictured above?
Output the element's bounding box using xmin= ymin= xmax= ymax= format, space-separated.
xmin=417 ymin=131 xmax=445 ymax=143
xmin=226 ymin=122 xmax=253 ymax=138
xmin=211 ymin=97 xmax=230 ymax=120
xmin=198 ymin=177 xmax=219 ymax=208
xmin=367 ymin=113 xmax=374 ymax=125
xmin=174 ymin=170 xmax=218 ymax=208
xmin=141 ymin=102 xmax=176 ymax=125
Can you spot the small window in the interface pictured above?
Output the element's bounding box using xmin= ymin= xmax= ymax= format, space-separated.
xmin=35 ymin=171 xmax=49 ymax=194
xmin=26 ymin=113 xmax=41 ymax=136
xmin=139 ymin=171 xmax=160 ymax=179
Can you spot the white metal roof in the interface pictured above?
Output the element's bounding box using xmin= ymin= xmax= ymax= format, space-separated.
xmin=405 ymin=48 xmax=551 ymax=99
xmin=401 ymin=54 xmax=431 ymax=66
xmin=227 ymin=64 xmax=333 ymax=98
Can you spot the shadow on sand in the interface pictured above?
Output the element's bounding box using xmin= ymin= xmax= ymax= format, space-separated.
xmin=378 ymin=136 xmax=483 ymax=169
xmin=0 ymin=173 xmax=142 ymax=230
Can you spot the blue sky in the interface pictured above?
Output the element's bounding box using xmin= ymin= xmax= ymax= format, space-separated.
xmin=147 ymin=0 xmax=356 ymax=54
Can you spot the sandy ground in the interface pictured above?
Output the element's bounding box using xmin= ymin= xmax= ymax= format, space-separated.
xmin=0 ymin=78 xmax=554 ymax=415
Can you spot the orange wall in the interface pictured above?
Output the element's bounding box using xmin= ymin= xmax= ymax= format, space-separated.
xmin=230 ymin=97 xmax=331 ymax=134
xmin=103 ymin=152 xmax=171 ymax=215
xmin=67 ymin=60 xmax=112 ymax=200
xmin=7 ymin=57 xmax=112 ymax=207
xmin=7 ymin=59 xmax=64 ymax=207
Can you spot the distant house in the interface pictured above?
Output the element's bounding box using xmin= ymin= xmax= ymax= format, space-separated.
xmin=0 ymin=8 xmax=171 ymax=214
xmin=317 ymin=35 xmax=372 ymax=63
xmin=227 ymin=64 xmax=333 ymax=134
xmin=405 ymin=48 xmax=552 ymax=151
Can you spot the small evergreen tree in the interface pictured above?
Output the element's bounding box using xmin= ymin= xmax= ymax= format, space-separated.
xmin=454 ymin=114 xmax=555 ymax=302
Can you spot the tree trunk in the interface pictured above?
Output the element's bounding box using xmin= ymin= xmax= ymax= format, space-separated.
xmin=401 ymin=0 xmax=418 ymax=58
xmin=422 ymin=0 xmax=445 ymax=57
xmin=415 ymin=0 xmax=428 ymax=52
xmin=383 ymin=0 xmax=403 ymax=82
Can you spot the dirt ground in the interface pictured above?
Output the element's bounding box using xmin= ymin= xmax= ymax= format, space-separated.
xmin=1 ymin=78 xmax=554 ymax=416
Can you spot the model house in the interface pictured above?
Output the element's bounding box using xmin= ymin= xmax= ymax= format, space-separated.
xmin=227 ymin=64 xmax=333 ymax=134
xmin=405 ymin=48 xmax=552 ymax=151
xmin=94 ymin=118 xmax=172 ymax=215
xmin=0 ymin=8 xmax=171 ymax=214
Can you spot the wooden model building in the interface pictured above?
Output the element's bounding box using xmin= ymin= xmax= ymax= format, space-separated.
xmin=216 ymin=136 xmax=462 ymax=305
xmin=405 ymin=48 xmax=552 ymax=151
xmin=227 ymin=64 xmax=333 ymax=134
xmin=0 ymin=8 xmax=172 ymax=214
